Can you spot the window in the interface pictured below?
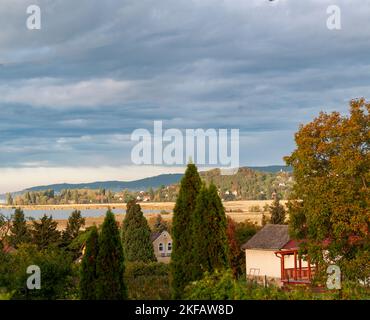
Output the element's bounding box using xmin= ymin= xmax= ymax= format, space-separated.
xmin=159 ymin=243 xmax=164 ymax=252
xmin=167 ymin=242 xmax=172 ymax=251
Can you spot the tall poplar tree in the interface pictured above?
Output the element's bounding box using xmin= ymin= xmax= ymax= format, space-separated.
xmin=121 ymin=200 xmax=156 ymax=262
xmin=80 ymin=226 xmax=99 ymax=300
xmin=171 ymin=163 xmax=201 ymax=299
xmin=192 ymin=184 xmax=229 ymax=281
xmin=96 ymin=210 xmax=126 ymax=300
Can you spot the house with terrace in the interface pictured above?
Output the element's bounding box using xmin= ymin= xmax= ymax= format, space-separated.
xmin=242 ymin=224 xmax=315 ymax=286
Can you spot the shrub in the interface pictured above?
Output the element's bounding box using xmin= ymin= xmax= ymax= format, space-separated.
xmin=183 ymin=269 xmax=370 ymax=300
xmin=125 ymin=261 xmax=171 ymax=300
xmin=2 ymin=244 xmax=78 ymax=300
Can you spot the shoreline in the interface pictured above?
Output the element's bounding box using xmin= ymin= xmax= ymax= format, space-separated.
xmin=0 ymin=200 xmax=283 ymax=230
xmin=0 ymin=202 xmax=176 ymax=211
xmin=0 ymin=200 xmax=285 ymax=212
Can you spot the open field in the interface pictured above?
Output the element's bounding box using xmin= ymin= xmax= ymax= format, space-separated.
xmin=1 ymin=200 xmax=288 ymax=230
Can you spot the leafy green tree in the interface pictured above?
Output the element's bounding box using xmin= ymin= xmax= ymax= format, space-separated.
xmin=152 ymin=214 xmax=169 ymax=234
xmin=3 ymin=244 xmax=77 ymax=300
xmin=269 ymin=196 xmax=286 ymax=224
xmin=171 ymin=163 xmax=202 ymax=299
xmin=125 ymin=261 xmax=171 ymax=300
xmin=192 ymin=184 xmax=229 ymax=280
xmin=80 ymin=226 xmax=99 ymax=300
xmin=61 ymin=210 xmax=85 ymax=246
xmin=184 ymin=269 xmax=247 ymax=300
xmin=234 ymin=220 xmax=259 ymax=246
xmin=96 ymin=210 xmax=126 ymax=300
xmin=121 ymin=200 xmax=156 ymax=262
xmin=285 ymin=99 xmax=370 ymax=281
xmin=9 ymin=208 xmax=31 ymax=248
xmin=31 ymin=215 xmax=61 ymax=249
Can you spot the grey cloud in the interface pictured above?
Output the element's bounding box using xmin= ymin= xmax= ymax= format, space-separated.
xmin=0 ymin=0 xmax=369 ymax=170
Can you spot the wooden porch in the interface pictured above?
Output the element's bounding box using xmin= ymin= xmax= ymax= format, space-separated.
xmin=275 ymin=249 xmax=316 ymax=285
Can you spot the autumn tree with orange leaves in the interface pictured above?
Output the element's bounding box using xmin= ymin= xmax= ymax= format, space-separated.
xmin=285 ymin=98 xmax=369 ymax=282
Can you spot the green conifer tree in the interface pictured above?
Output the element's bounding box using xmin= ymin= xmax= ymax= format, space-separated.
xmin=96 ymin=210 xmax=126 ymax=300
xmin=121 ymin=200 xmax=156 ymax=262
xmin=170 ymin=163 xmax=202 ymax=298
xmin=61 ymin=210 xmax=86 ymax=246
xmin=269 ymin=196 xmax=286 ymax=224
xmin=31 ymin=215 xmax=61 ymax=249
xmin=191 ymin=184 xmax=229 ymax=280
xmin=80 ymin=226 xmax=99 ymax=300
xmin=9 ymin=208 xmax=30 ymax=248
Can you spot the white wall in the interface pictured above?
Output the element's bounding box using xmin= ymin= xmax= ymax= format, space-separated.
xmin=152 ymin=231 xmax=172 ymax=264
xmin=245 ymin=249 xmax=309 ymax=279
xmin=245 ymin=249 xmax=282 ymax=278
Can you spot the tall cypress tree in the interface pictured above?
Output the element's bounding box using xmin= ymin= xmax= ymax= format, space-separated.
xmin=9 ymin=208 xmax=30 ymax=248
xmin=121 ymin=200 xmax=156 ymax=262
xmin=80 ymin=226 xmax=99 ymax=300
xmin=192 ymin=183 xmax=229 ymax=280
xmin=171 ymin=163 xmax=201 ymax=299
xmin=96 ymin=210 xmax=126 ymax=300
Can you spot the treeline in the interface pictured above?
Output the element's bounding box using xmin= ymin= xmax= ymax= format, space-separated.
xmin=8 ymin=188 xmax=116 ymax=206
xmin=6 ymin=169 xmax=293 ymax=206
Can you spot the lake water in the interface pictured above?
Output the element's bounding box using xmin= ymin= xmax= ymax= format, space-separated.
xmin=0 ymin=208 xmax=164 ymax=219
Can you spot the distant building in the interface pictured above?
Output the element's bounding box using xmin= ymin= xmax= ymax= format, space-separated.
xmin=151 ymin=230 xmax=172 ymax=264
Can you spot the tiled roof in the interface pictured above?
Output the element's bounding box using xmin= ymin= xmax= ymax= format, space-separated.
xmin=241 ymin=224 xmax=290 ymax=250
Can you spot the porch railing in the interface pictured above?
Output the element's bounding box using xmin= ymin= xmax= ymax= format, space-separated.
xmin=282 ymin=267 xmax=315 ymax=282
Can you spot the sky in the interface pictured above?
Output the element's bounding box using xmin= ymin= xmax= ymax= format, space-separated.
xmin=1 ymin=0 xmax=370 ymax=193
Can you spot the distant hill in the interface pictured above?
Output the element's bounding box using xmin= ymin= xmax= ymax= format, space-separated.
xmin=2 ymin=165 xmax=291 ymax=197
xmin=200 ymin=166 xmax=293 ymax=200
xmin=8 ymin=174 xmax=184 ymax=196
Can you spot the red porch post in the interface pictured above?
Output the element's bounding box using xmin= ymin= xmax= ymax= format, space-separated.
xmin=298 ymin=255 xmax=302 ymax=279
xmin=281 ymin=254 xmax=285 ymax=280
xmin=293 ymin=251 xmax=297 ymax=280
xmin=307 ymin=256 xmax=311 ymax=281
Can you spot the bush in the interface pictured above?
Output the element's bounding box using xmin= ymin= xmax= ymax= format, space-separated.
xmin=184 ymin=270 xmax=248 ymax=300
xmin=125 ymin=261 xmax=171 ymax=300
xmin=183 ymin=269 xmax=370 ymax=300
xmin=1 ymin=244 xmax=79 ymax=300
